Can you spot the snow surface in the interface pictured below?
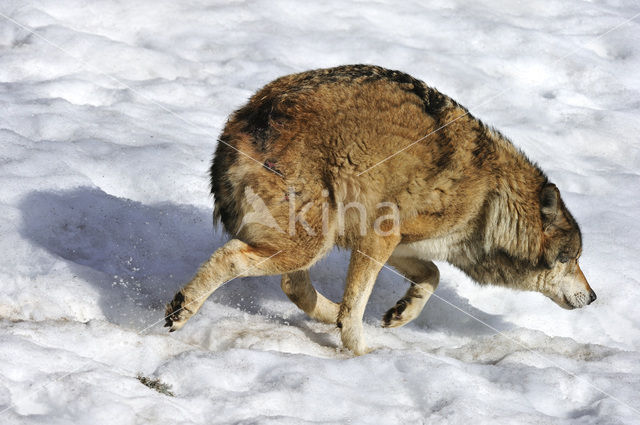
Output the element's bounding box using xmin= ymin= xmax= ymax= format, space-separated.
xmin=1 ymin=0 xmax=640 ymax=423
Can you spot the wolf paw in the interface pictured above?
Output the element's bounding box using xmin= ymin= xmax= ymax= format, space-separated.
xmin=381 ymin=298 xmax=410 ymax=328
xmin=164 ymin=291 xmax=194 ymax=332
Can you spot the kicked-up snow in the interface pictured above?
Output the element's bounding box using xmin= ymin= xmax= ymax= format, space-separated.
xmin=1 ymin=0 xmax=640 ymax=423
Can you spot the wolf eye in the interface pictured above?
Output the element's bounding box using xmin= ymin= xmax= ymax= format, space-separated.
xmin=558 ymin=253 xmax=570 ymax=263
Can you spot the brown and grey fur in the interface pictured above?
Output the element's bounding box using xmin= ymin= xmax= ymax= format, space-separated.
xmin=165 ymin=65 xmax=596 ymax=355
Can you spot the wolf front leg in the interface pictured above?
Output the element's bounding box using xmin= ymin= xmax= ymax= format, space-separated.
xmin=382 ymin=256 xmax=439 ymax=328
xmin=338 ymin=234 xmax=401 ymax=355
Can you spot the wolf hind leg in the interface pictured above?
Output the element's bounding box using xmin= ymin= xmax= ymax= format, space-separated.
xmin=281 ymin=270 xmax=340 ymax=324
xmin=382 ymin=256 xmax=439 ymax=328
xmin=165 ymin=238 xmax=317 ymax=332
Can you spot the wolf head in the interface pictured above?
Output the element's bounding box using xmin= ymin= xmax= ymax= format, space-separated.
xmin=535 ymin=183 xmax=596 ymax=309
xmin=463 ymin=182 xmax=596 ymax=309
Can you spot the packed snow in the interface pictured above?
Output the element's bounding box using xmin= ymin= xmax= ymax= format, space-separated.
xmin=1 ymin=0 xmax=640 ymax=423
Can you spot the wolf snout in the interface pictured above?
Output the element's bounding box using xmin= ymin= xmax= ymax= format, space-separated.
xmin=567 ymin=288 xmax=597 ymax=308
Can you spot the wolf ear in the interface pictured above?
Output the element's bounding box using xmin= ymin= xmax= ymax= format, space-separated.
xmin=540 ymin=183 xmax=559 ymax=230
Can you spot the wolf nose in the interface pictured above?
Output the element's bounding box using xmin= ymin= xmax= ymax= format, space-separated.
xmin=588 ymin=290 xmax=597 ymax=305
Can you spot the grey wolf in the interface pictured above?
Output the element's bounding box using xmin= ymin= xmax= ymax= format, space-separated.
xmin=165 ymin=65 xmax=596 ymax=355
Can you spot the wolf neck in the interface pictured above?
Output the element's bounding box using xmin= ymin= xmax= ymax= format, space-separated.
xmin=477 ymin=129 xmax=547 ymax=266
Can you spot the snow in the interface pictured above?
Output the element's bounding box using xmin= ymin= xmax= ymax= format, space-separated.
xmin=1 ymin=0 xmax=640 ymax=423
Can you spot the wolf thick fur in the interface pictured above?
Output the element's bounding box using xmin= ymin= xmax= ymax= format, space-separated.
xmin=165 ymin=65 xmax=595 ymax=355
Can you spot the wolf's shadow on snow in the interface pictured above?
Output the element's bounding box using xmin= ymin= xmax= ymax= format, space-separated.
xmin=20 ymin=187 xmax=509 ymax=339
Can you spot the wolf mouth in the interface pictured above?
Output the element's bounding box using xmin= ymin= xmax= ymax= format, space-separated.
xmin=562 ymin=293 xmax=576 ymax=310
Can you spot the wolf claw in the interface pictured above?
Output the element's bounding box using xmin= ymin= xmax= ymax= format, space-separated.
xmin=382 ymin=298 xmax=409 ymax=328
xmin=164 ymin=291 xmax=193 ymax=332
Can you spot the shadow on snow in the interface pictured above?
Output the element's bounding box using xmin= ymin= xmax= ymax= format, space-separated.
xmin=19 ymin=187 xmax=509 ymax=338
